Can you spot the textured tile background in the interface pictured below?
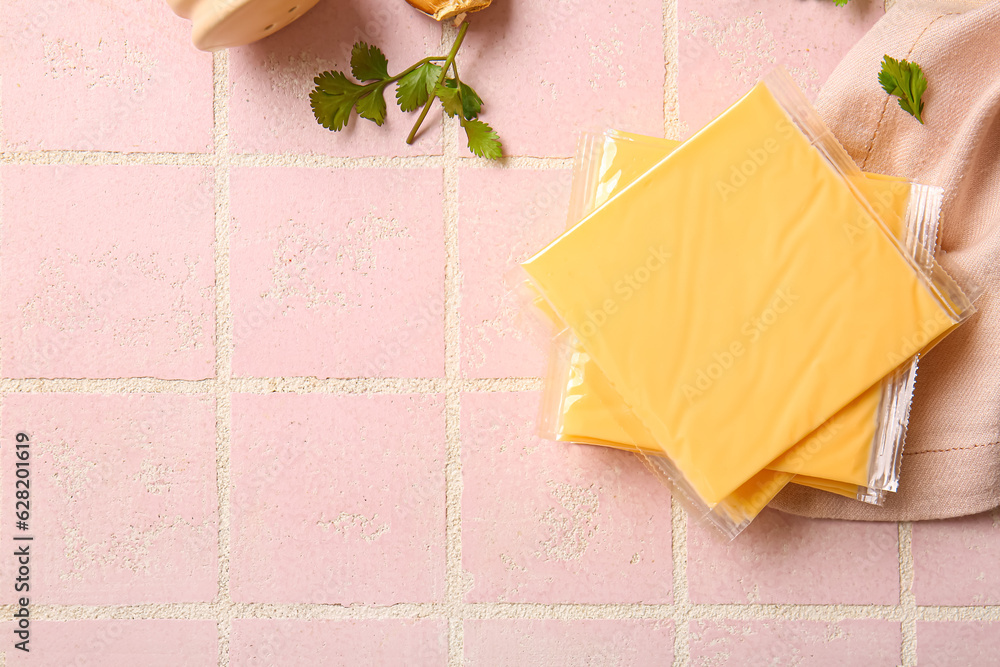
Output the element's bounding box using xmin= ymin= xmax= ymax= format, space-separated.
xmin=1 ymin=0 xmax=997 ymax=665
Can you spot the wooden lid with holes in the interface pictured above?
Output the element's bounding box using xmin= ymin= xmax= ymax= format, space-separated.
xmin=165 ymin=0 xmax=320 ymax=51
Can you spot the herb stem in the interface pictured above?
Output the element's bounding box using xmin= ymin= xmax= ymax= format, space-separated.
xmin=406 ymin=21 xmax=470 ymax=145
xmin=348 ymin=55 xmax=449 ymax=100
xmin=388 ymin=56 xmax=447 ymax=86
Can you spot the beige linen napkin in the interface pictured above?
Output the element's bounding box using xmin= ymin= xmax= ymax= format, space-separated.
xmin=772 ymin=0 xmax=1000 ymax=520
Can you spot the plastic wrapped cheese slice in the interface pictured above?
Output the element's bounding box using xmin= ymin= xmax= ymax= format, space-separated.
xmin=539 ymin=130 xmax=945 ymax=510
xmin=521 ymin=71 xmax=976 ymax=517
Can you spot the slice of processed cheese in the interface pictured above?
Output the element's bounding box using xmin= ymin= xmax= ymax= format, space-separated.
xmin=545 ymin=131 xmax=918 ymax=498
xmin=523 ymin=82 xmax=963 ymax=507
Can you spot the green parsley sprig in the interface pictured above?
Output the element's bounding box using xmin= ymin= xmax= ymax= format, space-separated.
xmin=310 ymin=22 xmax=502 ymax=159
xmin=878 ymin=55 xmax=928 ymax=124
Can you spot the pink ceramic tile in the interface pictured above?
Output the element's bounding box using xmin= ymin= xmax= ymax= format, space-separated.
xmin=229 ymin=167 xmax=445 ymax=378
xmin=678 ymin=0 xmax=883 ymax=136
xmin=687 ymin=509 xmax=898 ymax=604
xmin=689 ymin=619 xmax=901 ymax=667
xmin=0 ymin=394 xmax=218 ymax=604
xmin=1 ymin=165 xmax=216 ymax=380
xmin=912 ymin=510 xmax=1000 ymax=605
xmin=459 ymin=168 xmax=570 ymax=378
xmin=917 ymin=622 xmax=1000 ymax=667
xmin=229 ymin=393 xmax=445 ymax=603
xmin=5 ymin=620 xmax=217 ymax=666
xmin=459 ymin=0 xmax=664 ymax=156
xmin=230 ymin=619 xmax=447 ymax=666
xmin=0 ymin=0 xmax=212 ymax=152
xmin=461 ymin=392 xmax=672 ymax=603
xmin=464 ymin=620 xmax=673 ymax=666
xmin=229 ymin=0 xmax=442 ymax=156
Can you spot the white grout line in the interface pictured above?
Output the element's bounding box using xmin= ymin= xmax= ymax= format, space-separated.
xmin=663 ymin=0 xmax=682 ymax=142
xmin=0 ymin=150 xmax=216 ymax=166
xmin=670 ymin=498 xmax=691 ymax=666
xmin=899 ymin=521 xmax=918 ymax=666
xmin=2 ymin=601 xmax=996 ymax=621
xmin=0 ymin=377 xmax=542 ymax=394
xmin=211 ymin=47 xmax=236 ymax=667
xmin=663 ymin=3 xmax=692 ymax=663
xmin=439 ymin=19 xmax=466 ymax=667
xmin=0 ymin=150 xmax=572 ymax=170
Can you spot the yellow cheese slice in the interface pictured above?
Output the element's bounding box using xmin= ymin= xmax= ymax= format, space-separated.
xmin=523 ymin=83 xmax=960 ymax=506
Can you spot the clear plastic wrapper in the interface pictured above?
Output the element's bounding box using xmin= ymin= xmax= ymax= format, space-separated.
xmin=541 ymin=130 xmax=949 ymax=505
xmin=520 ymin=69 xmax=978 ymax=537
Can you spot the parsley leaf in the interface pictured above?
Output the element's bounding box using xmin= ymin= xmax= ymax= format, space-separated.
xmin=442 ymin=78 xmax=483 ymax=119
xmin=356 ymin=83 xmax=389 ymax=126
xmin=878 ymin=55 xmax=928 ymax=124
xmin=351 ymin=43 xmax=390 ymax=82
xmin=462 ymin=118 xmax=502 ymax=159
xmin=434 ymin=83 xmax=464 ymax=118
xmin=458 ymin=82 xmax=483 ymax=120
xmin=396 ymin=62 xmax=443 ymax=112
xmin=311 ymin=27 xmax=503 ymax=159
xmin=311 ymin=46 xmax=394 ymax=130
xmin=833 ymin=0 xmax=850 ymax=6
xmin=311 ymin=71 xmax=364 ymax=131
xmin=438 ymin=78 xmax=501 ymax=157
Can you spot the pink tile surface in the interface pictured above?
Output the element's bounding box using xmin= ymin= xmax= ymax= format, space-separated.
xmin=9 ymin=0 xmax=1000 ymax=663
xmin=459 ymin=0 xmax=665 ymax=157
xmin=677 ymin=0 xmax=883 ymax=136
xmin=229 ymin=393 xmax=446 ymax=604
xmin=916 ymin=621 xmax=1000 ymax=667
xmin=461 ymin=392 xmax=673 ymax=603
xmin=0 ymin=0 xmax=213 ymax=152
xmin=229 ymin=0 xmax=442 ymax=156
xmin=459 ymin=168 xmax=570 ymax=378
xmin=689 ymin=619 xmax=901 ymax=667
xmin=230 ymin=619 xmax=447 ymax=666
xmin=0 ymin=394 xmax=218 ymax=604
xmin=4 ymin=620 xmax=217 ymax=666
xmin=464 ymin=620 xmax=674 ymax=667
xmin=0 ymin=165 xmax=216 ymax=380
xmin=912 ymin=510 xmax=1000 ymax=605
xmin=229 ymin=167 xmax=445 ymax=378
xmin=687 ymin=509 xmax=898 ymax=604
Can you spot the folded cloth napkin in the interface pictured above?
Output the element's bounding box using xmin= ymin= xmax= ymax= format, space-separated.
xmin=772 ymin=0 xmax=1000 ymax=520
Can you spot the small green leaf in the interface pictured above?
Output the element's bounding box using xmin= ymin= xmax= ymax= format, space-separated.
xmin=458 ymin=82 xmax=483 ymax=120
xmin=395 ymin=63 xmax=443 ymax=112
xmin=350 ymin=42 xmax=390 ymax=82
xmin=356 ymin=83 xmax=389 ymax=126
xmin=878 ymin=54 xmax=927 ymax=124
xmin=311 ymin=71 xmax=364 ymax=131
xmin=833 ymin=0 xmax=850 ymax=6
xmin=441 ymin=78 xmax=485 ymax=120
xmin=313 ymin=70 xmax=363 ymax=97
xmin=434 ymin=83 xmax=464 ymax=118
xmin=462 ymin=118 xmax=502 ymax=159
